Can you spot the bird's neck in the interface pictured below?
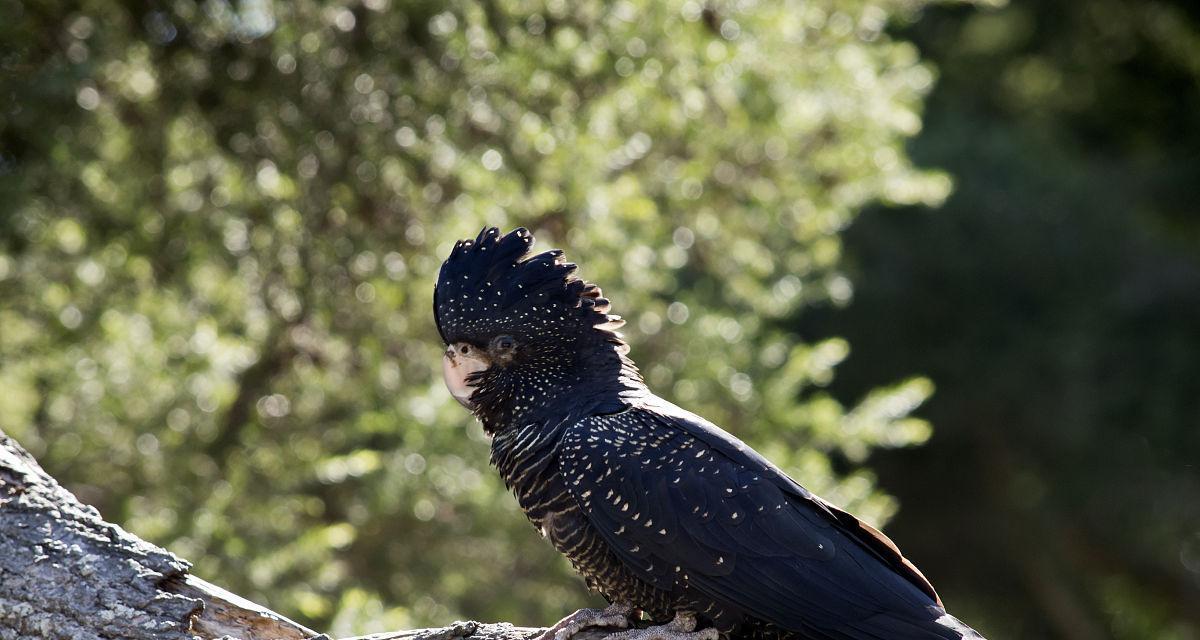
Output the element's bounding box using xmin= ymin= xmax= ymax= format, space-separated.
xmin=473 ymin=342 xmax=647 ymax=435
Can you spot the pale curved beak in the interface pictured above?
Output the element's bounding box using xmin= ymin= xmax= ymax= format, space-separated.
xmin=442 ymin=345 xmax=490 ymax=409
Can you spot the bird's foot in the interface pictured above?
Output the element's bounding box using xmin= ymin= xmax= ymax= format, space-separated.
xmin=537 ymin=602 xmax=634 ymax=640
xmin=605 ymin=612 xmax=717 ymax=640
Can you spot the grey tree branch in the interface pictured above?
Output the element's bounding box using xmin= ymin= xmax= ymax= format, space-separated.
xmin=0 ymin=430 xmax=585 ymax=640
xmin=342 ymin=621 xmax=619 ymax=640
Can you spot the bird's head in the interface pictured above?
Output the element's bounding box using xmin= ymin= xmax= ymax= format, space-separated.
xmin=434 ymin=227 xmax=643 ymax=431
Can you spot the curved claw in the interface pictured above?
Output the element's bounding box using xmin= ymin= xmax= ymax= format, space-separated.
xmin=537 ymin=603 xmax=634 ymax=640
xmin=604 ymin=612 xmax=717 ymax=640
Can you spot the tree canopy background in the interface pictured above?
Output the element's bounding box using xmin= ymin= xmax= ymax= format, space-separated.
xmin=1 ymin=1 xmax=1196 ymax=639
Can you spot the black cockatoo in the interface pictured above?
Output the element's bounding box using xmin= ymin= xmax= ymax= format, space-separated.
xmin=434 ymin=227 xmax=984 ymax=640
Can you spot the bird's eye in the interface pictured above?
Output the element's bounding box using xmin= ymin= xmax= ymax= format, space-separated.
xmin=459 ymin=344 xmax=471 ymax=355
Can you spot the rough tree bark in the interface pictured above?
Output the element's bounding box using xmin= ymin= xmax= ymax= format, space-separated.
xmin=0 ymin=430 xmax=600 ymax=640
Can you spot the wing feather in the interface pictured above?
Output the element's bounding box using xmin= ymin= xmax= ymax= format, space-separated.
xmin=642 ymin=398 xmax=942 ymax=605
xmin=560 ymin=404 xmax=962 ymax=639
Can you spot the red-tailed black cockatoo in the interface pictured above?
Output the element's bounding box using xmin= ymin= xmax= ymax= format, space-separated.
xmin=435 ymin=227 xmax=985 ymax=640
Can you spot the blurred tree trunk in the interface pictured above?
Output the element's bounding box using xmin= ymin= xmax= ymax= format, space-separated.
xmin=0 ymin=430 xmax=562 ymax=640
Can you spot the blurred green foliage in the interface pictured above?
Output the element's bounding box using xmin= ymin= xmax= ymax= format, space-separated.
xmin=810 ymin=1 xmax=1200 ymax=638
xmin=0 ymin=0 xmax=951 ymax=635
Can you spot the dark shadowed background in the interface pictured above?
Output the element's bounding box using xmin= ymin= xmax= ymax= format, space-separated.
xmin=1 ymin=1 xmax=1197 ymax=638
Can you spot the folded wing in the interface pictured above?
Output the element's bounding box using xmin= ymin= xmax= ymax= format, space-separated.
xmin=559 ymin=402 xmax=976 ymax=640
